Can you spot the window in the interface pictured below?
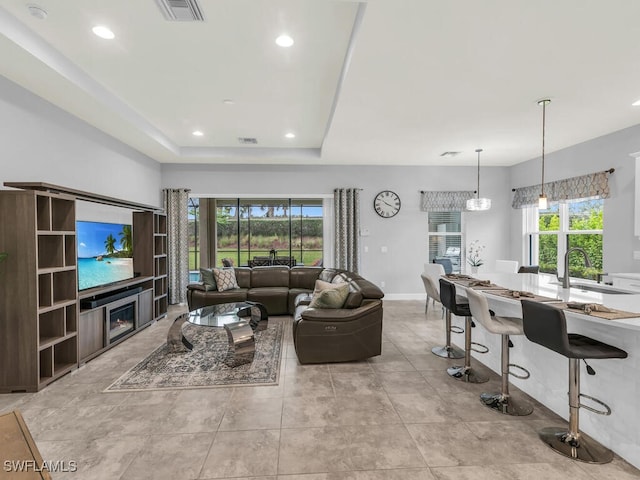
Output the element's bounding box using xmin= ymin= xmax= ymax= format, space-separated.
xmin=428 ymin=211 xmax=463 ymax=273
xmin=525 ymin=198 xmax=603 ymax=280
xmin=207 ymin=198 xmax=323 ymax=267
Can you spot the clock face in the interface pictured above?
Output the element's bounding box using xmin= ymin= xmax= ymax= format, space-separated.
xmin=374 ymin=190 xmax=401 ymax=218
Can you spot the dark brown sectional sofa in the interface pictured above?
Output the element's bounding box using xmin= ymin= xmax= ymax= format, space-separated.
xmin=186 ymin=266 xmax=384 ymax=364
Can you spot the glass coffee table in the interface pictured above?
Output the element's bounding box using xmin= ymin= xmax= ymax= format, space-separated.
xmin=167 ymin=301 xmax=268 ymax=367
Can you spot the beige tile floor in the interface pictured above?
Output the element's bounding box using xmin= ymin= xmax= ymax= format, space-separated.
xmin=1 ymin=300 xmax=639 ymax=480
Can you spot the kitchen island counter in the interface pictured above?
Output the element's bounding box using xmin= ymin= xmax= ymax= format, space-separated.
xmin=450 ymin=272 xmax=639 ymax=469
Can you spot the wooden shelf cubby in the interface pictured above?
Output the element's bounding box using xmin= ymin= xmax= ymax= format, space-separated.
xmin=154 ymin=235 xmax=167 ymax=256
xmin=38 ymin=235 xmax=64 ymax=269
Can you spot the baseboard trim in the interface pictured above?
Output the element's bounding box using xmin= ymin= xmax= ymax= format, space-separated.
xmin=382 ymin=293 xmax=425 ymax=301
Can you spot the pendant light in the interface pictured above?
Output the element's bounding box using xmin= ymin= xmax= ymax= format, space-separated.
xmin=538 ymin=99 xmax=551 ymax=209
xmin=466 ymin=148 xmax=491 ymax=211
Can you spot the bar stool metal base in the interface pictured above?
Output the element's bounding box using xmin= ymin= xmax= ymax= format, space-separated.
xmin=447 ymin=365 xmax=489 ymax=383
xmin=538 ymin=426 xmax=614 ymax=464
xmin=431 ymin=345 xmax=465 ymax=359
xmin=479 ymin=393 xmax=533 ymax=416
xmin=432 ymin=309 xmax=465 ymax=359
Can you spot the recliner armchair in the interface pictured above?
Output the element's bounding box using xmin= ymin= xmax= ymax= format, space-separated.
xmin=292 ymin=299 xmax=383 ymax=364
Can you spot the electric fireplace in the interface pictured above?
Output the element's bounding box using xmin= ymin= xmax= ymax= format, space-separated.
xmin=108 ymin=301 xmax=136 ymax=344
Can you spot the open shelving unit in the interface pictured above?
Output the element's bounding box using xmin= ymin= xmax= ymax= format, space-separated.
xmin=132 ymin=211 xmax=168 ymax=322
xmin=0 ymin=183 xmax=166 ymax=391
xmin=153 ymin=213 xmax=168 ymax=320
xmin=0 ymin=190 xmax=78 ymax=391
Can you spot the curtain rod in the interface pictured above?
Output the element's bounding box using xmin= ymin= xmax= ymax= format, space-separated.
xmin=510 ymin=168 xmax=614 ymax=192
xmin=419 ymin=190 xmax=475 ymax=194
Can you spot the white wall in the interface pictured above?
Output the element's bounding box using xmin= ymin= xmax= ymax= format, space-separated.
xmin=162 ymin=163 xmax=513 ymax=296
xmin=0 ymin=76 xmax=162 ymax=207
xmin=6 ymin=72 xmax=639 ymax=291
xmin=509 ymin=123 xmax=640 ymax=274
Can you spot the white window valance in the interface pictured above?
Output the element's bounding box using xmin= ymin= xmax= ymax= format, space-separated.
xmin=420 ymin=191 xmax=474 ymax=212
xmin=511 ymin=170 xmax=612 ymax=209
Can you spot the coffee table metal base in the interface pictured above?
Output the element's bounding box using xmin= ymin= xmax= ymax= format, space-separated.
xmin=238 ymin=301 xmax=269 ymax=331
xmin=167 ymin=302 xmax=266 ymax=364
xmin=224 ymin=321 xmax=255 ymax=367
xmin=167 ymin=314 xmax=193 ymax=353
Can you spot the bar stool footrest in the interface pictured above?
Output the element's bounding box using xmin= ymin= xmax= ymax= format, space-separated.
xmin=579 ymin=393 xmax=612 ymax=416
xmin=508 ymin=363 xmax=530 ymax=379
xmin=471 ymin=342 xmax=489 ymax=354
xmin=450 ymin=326 xmax=464 ymax=334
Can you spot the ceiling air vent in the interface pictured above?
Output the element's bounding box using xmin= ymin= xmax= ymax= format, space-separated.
xmin=238 ymin=137 xmax=258 ymax=145
xmin=156 ymin=0 xmax=204 ymax=21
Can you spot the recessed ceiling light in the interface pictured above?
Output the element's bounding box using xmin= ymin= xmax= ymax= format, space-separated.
xmin=92 ymin=25 xmax=115 ymax=40
xmin=285 ymin=132 xmax=296 ymax=139
xmin=275 ymin=34 xmax=294 ymax=47
xmin=27 ymin=4 xmax=47 ymax=20
xmin=192 ymin=130 xmax=204 ymax=137
xmin=633 ymin=99 xmax=640 ymax=107
xmin=222 ymin=99 xmax=234 ymax=105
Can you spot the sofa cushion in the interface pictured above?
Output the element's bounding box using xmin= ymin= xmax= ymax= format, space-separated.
xmin=350 ymin=278 xmax=384 ymax=300
xmin=234 ymin=267 xmax=251 ymax=288
xmin=289 ymin=289 xmax=313 ymax=314
xmin=343 ymin=291 xmax=364 ymax=309
xmin=289 ymin=267 xmax=322 ymax=289
xmin=309 ymin=280 xmax=349 ymax=308
xmin=318 ymin=269 xmax=339 ymax=283
xmin=188 ymin=288 xmax=248 ymax=309
xmin=213 ymin=268 xmax=239 ymax=291
xmin=247 ymin=287 xmax=290 ymax=315
xmin=199 ymin=268 xmax=217 ymax=291
xmin=251 ymin=266 xmax=290 ymax=288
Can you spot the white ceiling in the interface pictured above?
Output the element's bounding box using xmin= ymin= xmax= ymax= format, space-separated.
xmin=2 ymin=0 xmax=640 ymax=166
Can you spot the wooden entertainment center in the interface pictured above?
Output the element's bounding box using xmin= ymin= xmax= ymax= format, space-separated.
xmin=0 ymin=183 xmax=168 ymax=392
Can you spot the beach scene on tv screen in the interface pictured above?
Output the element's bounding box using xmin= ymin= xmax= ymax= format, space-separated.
xmin=77 ymin=221 xmax=133 ymax=290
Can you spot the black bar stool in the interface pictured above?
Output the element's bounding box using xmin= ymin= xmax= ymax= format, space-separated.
xmin=466 ymin=288 xmax=532 ymax=416
xmin=521 ymin=300 xmax=628 ymax=464
xmin=421 ymin=272 xmax=464 ymax=359
xmin=439 ymin=279 xmax=489 ymax=383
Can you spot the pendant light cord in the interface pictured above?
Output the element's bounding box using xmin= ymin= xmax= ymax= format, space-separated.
xmin=539 ymin=99 xmax=550 ymax=197
xmin=475 ymin=148 xmax=482 ymax=198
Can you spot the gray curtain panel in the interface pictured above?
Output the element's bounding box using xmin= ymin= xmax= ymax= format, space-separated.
xmin=164 ymin=188 xmax=191 ymax=304
xmin=420 ymin=191 xmax=475 ymax=212
xmin=512 ymin=171 xmax=611 ymax=208
xmin=334 ymin=188 xmax=360 ymax=273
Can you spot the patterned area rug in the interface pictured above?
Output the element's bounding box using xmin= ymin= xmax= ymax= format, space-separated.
xmin=105 ymin=318 xmax=284 ymax=392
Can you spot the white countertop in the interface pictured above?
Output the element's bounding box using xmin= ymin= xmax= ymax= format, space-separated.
xmin=608 ymin=272 xmax=640 ymax=280
xmin=470 ymin=272 xmax=640 ymax=331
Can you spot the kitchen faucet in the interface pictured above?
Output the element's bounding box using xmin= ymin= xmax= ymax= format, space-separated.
xmin=558 ymin=247 xmax=592 ymax=288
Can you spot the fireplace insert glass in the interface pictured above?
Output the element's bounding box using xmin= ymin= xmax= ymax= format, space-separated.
xmin=109 ymin=302 xmax=135 ymax=343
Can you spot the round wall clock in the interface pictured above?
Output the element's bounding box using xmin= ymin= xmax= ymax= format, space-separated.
xmin=374 ymin=190 xmax=401 ymax=218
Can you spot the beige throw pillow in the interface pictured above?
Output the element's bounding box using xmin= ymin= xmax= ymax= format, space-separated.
xmin=309 ymin=280 xmax=349 ymax=308
xmin=213 ymin=268 xmax=239 ymax=292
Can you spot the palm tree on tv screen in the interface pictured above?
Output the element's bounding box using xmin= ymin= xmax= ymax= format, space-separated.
xmin=119 ymin=225 xmax=132 ymax=255
xmin=104 ymin=234 xmax=117 ymax=255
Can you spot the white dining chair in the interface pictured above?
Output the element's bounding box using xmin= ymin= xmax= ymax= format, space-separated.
xmin=494 ymin=260 xmax=519 ymax=273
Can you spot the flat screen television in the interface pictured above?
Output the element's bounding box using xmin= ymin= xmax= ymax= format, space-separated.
xmin=77 ymin=221 xmax=134 ymax=291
